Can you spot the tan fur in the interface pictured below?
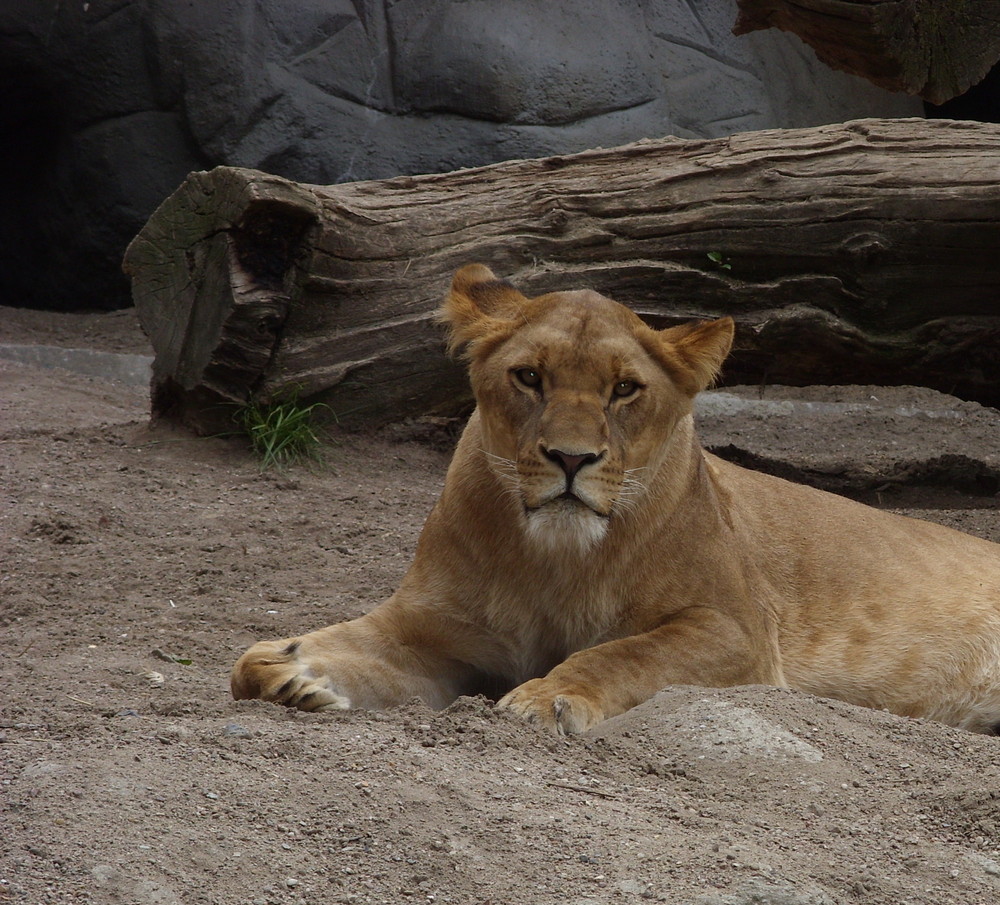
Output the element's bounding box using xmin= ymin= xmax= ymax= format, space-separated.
xmin=232 ymin=265 xmax=1000 ymax=734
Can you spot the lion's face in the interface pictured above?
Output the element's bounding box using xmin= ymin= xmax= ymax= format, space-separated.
xmin=469 ymin=294 xmax=687 ymax=552
xmin=443 ymin=265 xmax=734 ymax=553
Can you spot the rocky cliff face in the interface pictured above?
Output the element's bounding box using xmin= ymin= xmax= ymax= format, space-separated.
xmin=0 ymin=0 xmax=919 ymax=311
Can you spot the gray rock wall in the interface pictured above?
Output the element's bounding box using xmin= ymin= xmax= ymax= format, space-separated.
xmin=0 ymin=0 xmax=920 ymax=311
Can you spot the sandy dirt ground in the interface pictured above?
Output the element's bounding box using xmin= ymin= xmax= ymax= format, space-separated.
xmin=3 ymin=307 xmax=1000 ymax=905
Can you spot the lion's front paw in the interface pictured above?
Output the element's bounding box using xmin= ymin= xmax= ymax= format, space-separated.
xmin=231 ymin=640 xmax=351 ymax=712
xmin=497 ymin=679 xmax=605 ymax=735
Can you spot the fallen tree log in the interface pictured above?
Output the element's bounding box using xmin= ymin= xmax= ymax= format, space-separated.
xmin=124 ymin=117 xmax=1000 ymax=432
xmin=733 ymin=0 xmax=1000 ymax=104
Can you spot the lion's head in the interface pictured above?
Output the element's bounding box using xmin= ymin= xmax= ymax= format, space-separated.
xmin=442 ymin=265 xmax=734 ymax=554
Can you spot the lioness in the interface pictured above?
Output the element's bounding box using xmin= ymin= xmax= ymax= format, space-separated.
xmin=232 ymin=264 xmax=1000 ymax=734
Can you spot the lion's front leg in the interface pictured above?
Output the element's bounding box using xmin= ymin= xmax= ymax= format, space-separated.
xmin=497 ymin=606 xmax=782 ymax=734
xmin=231 ymin=609 xmax=469 ymax=713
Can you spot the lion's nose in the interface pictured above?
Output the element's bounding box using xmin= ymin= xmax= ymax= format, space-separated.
xmin=543 ymin=447 xmax=601 ymax=479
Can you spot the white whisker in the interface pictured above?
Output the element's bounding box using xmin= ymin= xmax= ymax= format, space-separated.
xmin=480 ymin=448 xmax=523 ymax=501
xmin=611 ymin=498 xmax=638 ymax=515
xmin=612 ymin=467 xmax=649 ymax=517
xmin=622 ymin=480 xmax=647 ymax=495
xmin=481 ymin=449 xmax=517 ymax=468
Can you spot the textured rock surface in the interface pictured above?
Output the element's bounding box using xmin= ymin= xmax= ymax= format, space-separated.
xmin=735 ymin=0 xmax=1000 ymax=104
xmin=0 ymin=0 xmax=919 ymax=312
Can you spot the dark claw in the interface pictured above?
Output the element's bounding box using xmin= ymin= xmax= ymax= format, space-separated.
xmin=296 ymin=690 xmax=323 ymax=709
xmin=274 ymin=678 xmax=297 ymax=702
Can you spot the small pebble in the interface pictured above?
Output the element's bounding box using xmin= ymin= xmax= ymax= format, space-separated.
xmin=223 ymin=723 xmax=253 ymax=738
xmin=154 ymin=724 xmax=193 ymax=746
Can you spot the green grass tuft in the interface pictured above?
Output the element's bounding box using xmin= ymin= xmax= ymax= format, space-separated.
xmin=235 ymin=391 xmax=331 ymax=469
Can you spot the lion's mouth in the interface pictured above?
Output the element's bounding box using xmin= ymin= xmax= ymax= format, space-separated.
xmin=528 ymin=491 xmax=609 ymax=519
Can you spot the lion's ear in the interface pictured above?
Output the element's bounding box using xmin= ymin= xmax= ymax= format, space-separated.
xmin=440 ymin=264 xmax=526 ymax=356
xmin=658 ymin=317 xmax=735 ymax=393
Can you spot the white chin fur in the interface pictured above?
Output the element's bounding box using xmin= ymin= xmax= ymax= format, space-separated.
xmin=524 ymin=499 xmax=608 ymax=555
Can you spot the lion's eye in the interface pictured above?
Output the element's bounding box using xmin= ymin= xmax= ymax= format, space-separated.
xmin=613 ymin=379 xmax=639 ymax=398
xmin=514 ymin=368 xmax=542 ymax=389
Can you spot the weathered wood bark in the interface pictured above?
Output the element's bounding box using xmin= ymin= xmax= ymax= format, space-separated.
xmin=125 ymin=117 xmax=1000 ymax=432
xmin=734 ymin=0 xmax=1000 ymax=104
